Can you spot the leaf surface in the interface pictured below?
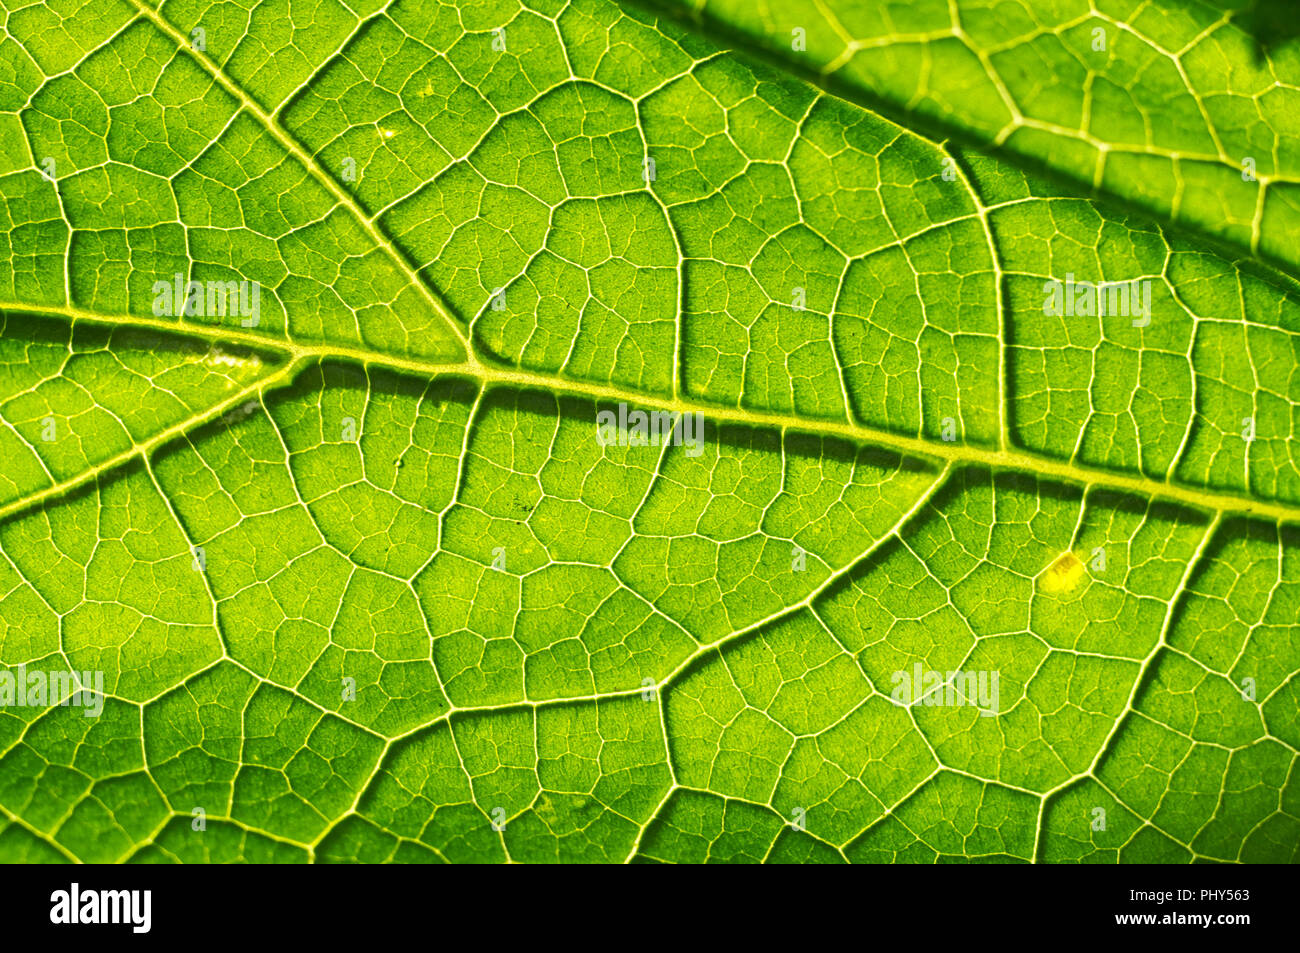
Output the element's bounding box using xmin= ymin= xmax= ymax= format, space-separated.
xmin=0 ymin=0 xmax=1296 ymax=863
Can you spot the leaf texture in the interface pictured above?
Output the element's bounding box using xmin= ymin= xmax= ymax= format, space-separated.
xmin=0 ymin=0 xmax=1296 ymax=864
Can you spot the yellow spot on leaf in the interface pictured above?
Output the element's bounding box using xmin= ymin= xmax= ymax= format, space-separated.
xmin=203 ymin=345 xmax=261 ymax=372
xmin=1039 ymin=551 xmax=1086 ymax=594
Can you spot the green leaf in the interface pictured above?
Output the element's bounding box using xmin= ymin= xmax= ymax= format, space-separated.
xmin=0 ymin=0 xmax=1296 ymax=864
xmin=643 ymin=0 xmax=1300 ymax=272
